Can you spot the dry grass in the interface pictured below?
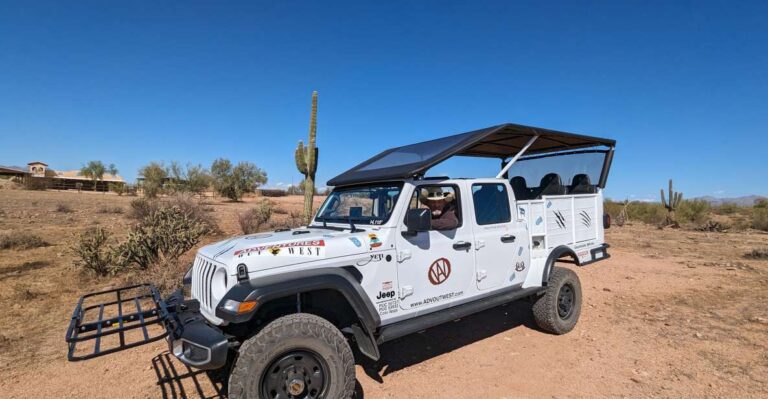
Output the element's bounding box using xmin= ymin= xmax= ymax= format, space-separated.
xmin=744 ymin=248 xmax=768 ymax=260
xmin=0 ymin=232 xmax=49 ymax=250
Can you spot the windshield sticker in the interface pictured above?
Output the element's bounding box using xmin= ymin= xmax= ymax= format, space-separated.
xmin=428 ymin=258 xmax=451 ymax=285
xmin=368 ymin=233 xmax=382 ymax=248
xmin=234 ymin=240 xmax=325 ymax=257
xmin=348 ymin=237 xmax=362 ymax=247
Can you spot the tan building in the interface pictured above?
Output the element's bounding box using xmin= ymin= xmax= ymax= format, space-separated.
xmin=4 ymin=161 xmax=127 ymax=191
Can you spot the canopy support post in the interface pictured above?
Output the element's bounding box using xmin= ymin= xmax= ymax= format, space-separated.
xmin=495 ymin=135 xmax=539 ymax=179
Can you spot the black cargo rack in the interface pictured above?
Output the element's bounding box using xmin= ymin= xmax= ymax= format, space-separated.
xmin=65 ymin=284 xmax=173 ymax=361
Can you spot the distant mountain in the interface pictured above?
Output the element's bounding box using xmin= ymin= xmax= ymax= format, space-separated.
xmin=695 ymin=195 xmax=767 ymax=206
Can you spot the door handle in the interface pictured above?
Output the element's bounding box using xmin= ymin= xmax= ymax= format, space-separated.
xmin=453 ymin=241 xmax=472 ymax=250
xmin=500 ymin=234 xmax=516 ymax=243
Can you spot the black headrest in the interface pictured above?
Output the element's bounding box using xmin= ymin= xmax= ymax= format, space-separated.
xmin=572 ymin=174 xmax=591 ymax=186
xmin=570 ymin=173 xmax=597 ymax=194
xmin=538 ymin=173 xmax=566 ymax=196
xmin=539 ymin=173 xmax=562 ymax=187
xmin=510 ymin=176 xmax=530 ymax=200
xmin=511 ymin=176 xmax=527 ymax=187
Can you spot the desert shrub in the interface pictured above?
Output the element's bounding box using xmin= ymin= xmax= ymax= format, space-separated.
xmin=744 ymin=248 xmax=768 ymax=260
xmin=0 ymin=233 xmax=49 ymax=250
xmin=114 ymin=205 xmax=214 ymax=269
xmin=273 ymin=206 xmax=288 ymax=215
xmin=128 ymin=197 xmax=158 ymax=220
xmin=624 ymin=202 xmax=667 ymax=225
xmin=712 ymin=203 xmax=741 ymax=215
xmin=603 ymin=200 xmax=623 ymax=219
xmin=238 ymin=199 xmax=273 ymax=234
xmin=138 ymin=162 xmax=167 ymax=198
xmin=678 ymin=199 xmax=711 ymax=225
xmin=72 ymin=227 xmax=114 ymax=276
xmin=108 ymin=183 xmax=128 ymax=196
xmin=98 ymin=206 xmax=124 ymax=214
xmin=752 ymin=207 xmax=768 ymax=232
xmin=56 ymin=203 xmax=74 ymax=213
xmin=259 ymin=189 xmax=287 ymax=197
xmin=211 ymin=158 xmax=267 ymax=201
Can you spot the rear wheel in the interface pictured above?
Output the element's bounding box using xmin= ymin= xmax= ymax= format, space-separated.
xmin=228 ymin=313 xmax=355 ymax=399
xmin=532 ymin=266 xmax=582 ymax=334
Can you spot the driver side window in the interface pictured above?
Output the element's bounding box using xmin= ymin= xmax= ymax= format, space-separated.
xmin=405 ymin=185 xmax=462 ymax=230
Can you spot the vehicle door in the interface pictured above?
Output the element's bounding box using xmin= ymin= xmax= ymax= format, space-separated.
xmin=395 ymin=183 xmax=475 ymax=314
xmin=470 ymin=181 xmax=531 ymax=290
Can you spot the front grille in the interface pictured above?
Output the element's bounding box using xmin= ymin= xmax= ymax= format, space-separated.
xmin=192 ymin=256 xmax=218 ymax=312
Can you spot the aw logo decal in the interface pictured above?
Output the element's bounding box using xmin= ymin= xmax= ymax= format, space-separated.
xmin=553 ymin=211 xmax=567 ymax=229
xmin=428 ymin=258 xmax=452 ymax=285
xmin=515 ymin=261 xmax=526 ymax=272
xmin=579 ymin=210 xmax=592 ymax=228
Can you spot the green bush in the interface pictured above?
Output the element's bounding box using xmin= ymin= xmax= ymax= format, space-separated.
xmin=0 ymin=233 xmax=49 ymax=250
xmin=238 ymin=199 xmax=273 ymax=234
xmin=752 ymin=207 xmax=768 ymax=232
xmin=712 ymin=203 xmax=741 ymax=215
xmin=678 ymin=199 xmax=711 ymax=225
xmin=72 ymin=228 xmax=114 ymax=276
xmin=114 ymin=204 xmax=215 ymax=269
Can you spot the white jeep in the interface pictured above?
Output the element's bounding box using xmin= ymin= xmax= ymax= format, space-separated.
xmin=66 ymin=123 xmax=615 ymax=399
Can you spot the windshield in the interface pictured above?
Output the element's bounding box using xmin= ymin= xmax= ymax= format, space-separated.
xmin=508 ymin=150 xmax=607 ymax=187
xmin=315 ymin=183 xmax=404 ymax=225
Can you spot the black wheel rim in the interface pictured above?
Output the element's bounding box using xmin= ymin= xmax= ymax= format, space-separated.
xmin=557 ymin=283 xmax=575 ymax=319
xmin=260 ymin=350 xmax=329 ymax=399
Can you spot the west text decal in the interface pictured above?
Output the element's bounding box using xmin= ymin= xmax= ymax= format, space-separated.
xmin=428 ymin=258 xmax=452 ymax=285
xmin=234 ymin=240 xmax=325 ymax=257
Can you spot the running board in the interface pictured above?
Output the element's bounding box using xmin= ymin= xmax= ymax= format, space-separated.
xmin=376 ymin=285 xmax=544 ymax=344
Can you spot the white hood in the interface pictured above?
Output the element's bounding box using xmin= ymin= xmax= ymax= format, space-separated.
xmin=197 ymin=227 xmax=390 ymax=274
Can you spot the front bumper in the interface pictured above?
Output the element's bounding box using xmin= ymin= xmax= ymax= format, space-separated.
xmin=163 ymin=293 xmax=230 ymax=370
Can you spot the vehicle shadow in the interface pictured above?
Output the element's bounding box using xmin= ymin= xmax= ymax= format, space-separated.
xmin=353 ymin=299 xmax=536 ymax=396
xmin=152 ymin=351 xmax=229 ymax=399
xmin=150 ymin=300 xmax=535 ymax=399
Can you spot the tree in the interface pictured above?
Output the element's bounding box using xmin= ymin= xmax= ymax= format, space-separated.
xmin=186 ymin=164 xmax=213 ymax=195
xmin=80 ymin=161 xmax=106 ymax=192
xmin=211 ymin=158 xmax=267 ymax=201
xmin=107 ymin=163 xmax=118 ymax=177
xmin=139 ymin=162 xmax=167 ymax=198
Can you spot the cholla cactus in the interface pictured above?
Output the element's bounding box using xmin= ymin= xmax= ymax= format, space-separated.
xmin=660 ymin=179 xmax=683 ymax=227
xmin=295 ymin=91 xmax=319 ymax=224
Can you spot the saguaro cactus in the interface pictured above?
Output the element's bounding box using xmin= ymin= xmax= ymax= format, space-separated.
xmin=295 ymin=91 xmax=319 ymax=224
xmin=660 ymin=179 xmax=683 ymax=227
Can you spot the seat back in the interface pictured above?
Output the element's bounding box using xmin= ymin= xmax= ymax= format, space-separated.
xmin=532 ymin=173 xmax=567 ymax=198
xmin=569 ymin=174 xmax=597 ymax=194
xmin=510 ymin=176 xmax=531 ymax=200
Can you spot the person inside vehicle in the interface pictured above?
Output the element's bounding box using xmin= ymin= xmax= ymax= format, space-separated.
xmin=419 ymin=187 xmax=459 ymax=230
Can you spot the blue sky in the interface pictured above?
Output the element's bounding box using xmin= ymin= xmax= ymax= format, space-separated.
xmin=1 ymin=1 xmax=766 ymax=200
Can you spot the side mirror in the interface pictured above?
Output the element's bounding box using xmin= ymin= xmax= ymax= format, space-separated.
xmin=404 ymin=208 xmax=431 ymax=236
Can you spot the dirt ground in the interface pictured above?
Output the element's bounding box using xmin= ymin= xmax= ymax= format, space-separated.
xmin=1 ymin=189 xmax=767 ymax=398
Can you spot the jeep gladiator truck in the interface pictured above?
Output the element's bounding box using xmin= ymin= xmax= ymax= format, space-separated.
xmin=66 ymin=123 xmax=615 ymax=399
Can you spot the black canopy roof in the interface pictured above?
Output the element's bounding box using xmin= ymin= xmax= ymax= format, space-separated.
xmin=327 ymin=123 xmax=615 ymax=187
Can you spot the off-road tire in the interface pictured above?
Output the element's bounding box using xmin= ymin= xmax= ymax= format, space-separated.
xmin=532 ymin=266 xmax=582 ymax=334
xmin=228 ymin=313 xmax=355 ymax=399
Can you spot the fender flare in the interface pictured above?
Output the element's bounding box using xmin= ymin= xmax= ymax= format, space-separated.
xmin=216 ymin=267 xmax=381 ymax=333
xmin=541 ymin=245 xmax=579 ymax=285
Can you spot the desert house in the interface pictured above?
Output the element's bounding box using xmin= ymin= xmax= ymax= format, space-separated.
xmin=0 ymin=161 xmax=126 ymax=192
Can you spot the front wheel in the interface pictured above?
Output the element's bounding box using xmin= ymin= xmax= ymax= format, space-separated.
xmin=532 ymin=266 xmax=582 ymax=334
xmin=228 ymin=313 xmax=355 ymax=399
